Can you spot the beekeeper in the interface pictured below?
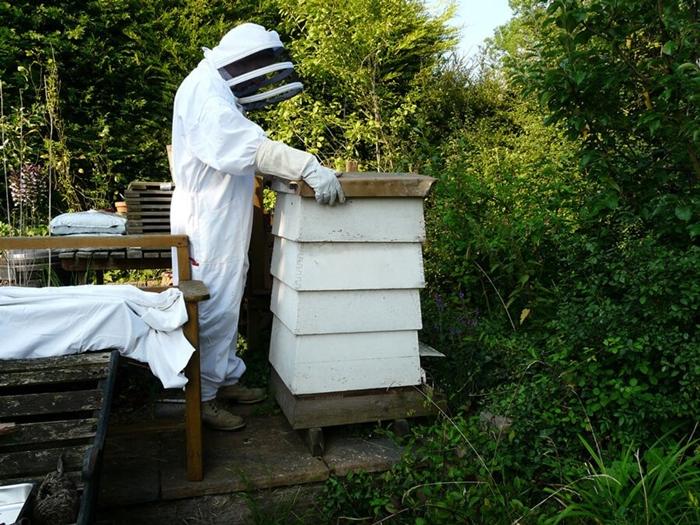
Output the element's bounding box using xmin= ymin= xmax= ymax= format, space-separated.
xmin=170 ymin=23 xmax=345 ymax=430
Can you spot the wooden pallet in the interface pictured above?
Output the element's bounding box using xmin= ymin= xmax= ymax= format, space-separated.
xmin=0 ymin=351 xmax=119 ymax=525
xmin=125 ymin=181 xmax=174 ymax=235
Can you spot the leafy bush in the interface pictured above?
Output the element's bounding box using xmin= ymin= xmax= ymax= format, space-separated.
xmin=321 ymin=416 xmax=544 ymax=525
xmin=506 ymin=0 xmax=700 ymax=243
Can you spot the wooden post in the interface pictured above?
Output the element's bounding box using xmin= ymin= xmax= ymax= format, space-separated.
xmin=176 ymin=244 xmax=191 ymax=281
xmin=183 ymin=301 xmax=203 ymax=482
xmin=176 ymin=243 xmax=202 ymax=481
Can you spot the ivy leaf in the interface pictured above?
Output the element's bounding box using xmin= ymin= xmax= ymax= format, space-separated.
xmin=661 ymin=40 xmax=676 ymax=56
xmin=675 ymin=205 xmax=692 ymax=222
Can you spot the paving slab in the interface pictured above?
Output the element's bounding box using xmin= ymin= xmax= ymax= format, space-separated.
xmin=323 ymin=433 xmax=402 ymax=477
xmin=97 ymin=484 xmax=324 ymax=525
xmin=98 ymin=434 xmax=161 ymax=507
xmin=160 ymin=413 xmax=329 ymax=499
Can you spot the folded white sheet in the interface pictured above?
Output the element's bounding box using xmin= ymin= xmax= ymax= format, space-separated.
xmin=50 ymin=210 xmax=126 ymax=236
xmin=0 ymin=285 xmax=194 ymax=388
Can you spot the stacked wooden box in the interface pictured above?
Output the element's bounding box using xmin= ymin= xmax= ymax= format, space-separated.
xmin=125 ymin=181 xmax=174 ymax=235
xmin=268 ymin=173 xmax=434 ymax=400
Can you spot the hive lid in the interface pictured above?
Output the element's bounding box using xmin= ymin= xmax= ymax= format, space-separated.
xmin=268 ymin=172 xmax=436 ymax=198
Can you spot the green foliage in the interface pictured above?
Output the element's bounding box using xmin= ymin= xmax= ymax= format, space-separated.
xmin=321 ymin=417 xmax=543 ymax=524
xmin=506 ymin=0 xmax=700 ymax=242
xmin=0 ymin=0 xmax=279 ymax=216
xmin=420 ymin=81 xmax=588 ymax=402
xmin=1 ymin=0 xmax=698 ymax=521
xmin=263 ymin=0 xmax=458 ymax=170
xmin=548 ymin=434 xmax=700 ymax=524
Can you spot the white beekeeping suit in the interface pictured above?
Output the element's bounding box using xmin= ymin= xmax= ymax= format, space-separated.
xmin=170 ymin=23 xmax=344 ymax=429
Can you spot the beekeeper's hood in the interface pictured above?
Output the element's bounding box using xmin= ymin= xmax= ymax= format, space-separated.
xmin=203 ymin=23 xmax=303 ymax=111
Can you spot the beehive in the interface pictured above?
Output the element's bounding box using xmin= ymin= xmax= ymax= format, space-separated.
xmin=268 ymin=173 xmax=434 ymax=396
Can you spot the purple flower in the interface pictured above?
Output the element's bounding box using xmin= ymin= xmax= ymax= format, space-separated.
xmin=434 ymin=293 xmax=445 ymax=311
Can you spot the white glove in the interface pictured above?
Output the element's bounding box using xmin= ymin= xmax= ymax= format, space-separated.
xmin=302 ymin=161 xmax=345 ymax=205
xmin=255 ymin=139 xmax=345 ymax=205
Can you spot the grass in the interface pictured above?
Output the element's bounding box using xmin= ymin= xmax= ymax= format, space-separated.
xmin=545 ymin=431 xmax=700 ymax=524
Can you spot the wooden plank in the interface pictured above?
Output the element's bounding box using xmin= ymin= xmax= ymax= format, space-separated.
xmin=0 ymin=234 xmax=188 ymax=251
xmin=0 ymin=352 xmax=112 ymax=374
xmin=0 ymin=419 xmax=98 ymax=447
xmin=125 ymin=197 xmax=172 ymax=203
xmin=125 ymin=203 xmax=172 ymax=211
xmin=0 ymin=390 xmax=103 ymax=418
xmin=268 ymin=172 xmax=436 ymax=198
xmin=125 ymin=190 xmax=174 ymax=197
xmin=0 ymin=444 xmax=91 ymax=479
xmin=126 ymin=211 xmax=172 ymax=217
xmin=128 ymin=181 xmax=174 ymax=191
xmin=60 ymin=255 xmax=172 ymax=272
xmin=130 ymin=217 xmax=171 ymax=223
xmin=0 ymin=365 xmax=109 ymax=388
xmin=0 ymin=423 xmax=16 ymax=436
xmin=271 ymin=368 xmax=441 ymax=430
xmin=107 ymin=419 xmax=184 ymax=436
xmin=178 ymin=280 xmax=210 ymax=302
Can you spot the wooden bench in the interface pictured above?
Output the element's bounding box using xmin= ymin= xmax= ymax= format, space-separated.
xmin=0 ymin=351 xmax=119 ymax=524
xmin=0 ymin=234 xmax=208 ymax=482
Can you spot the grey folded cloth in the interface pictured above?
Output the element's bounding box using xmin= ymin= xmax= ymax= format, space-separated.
xmin=49 ymin=210 xmax=126 ymax=236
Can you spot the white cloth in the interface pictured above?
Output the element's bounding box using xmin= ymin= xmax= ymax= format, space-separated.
xmin=0 ymin=285 xmax=194 ymax=388
xmin=255 ymin=139 xmax=314 ymax=181
xmin=170 ymin=51 xmax=266 ymax=400
xmin=50 ymin=210 xmax=126 ymax=236
xmin=255 ymin=139 xmax=345 ymax=204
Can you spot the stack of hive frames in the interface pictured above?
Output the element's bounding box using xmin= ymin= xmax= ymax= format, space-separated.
xmin=125 ymin=181 xmax=174 ymax=235
xmin=268 ymin=174 xmax=434 ymax=396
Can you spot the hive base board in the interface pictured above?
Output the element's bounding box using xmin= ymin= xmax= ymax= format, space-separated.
xmin=270 ymin=368 xmax=443 ymax=430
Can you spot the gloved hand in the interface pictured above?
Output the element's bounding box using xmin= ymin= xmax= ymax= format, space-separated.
xmin=302 ymin=162 xmax=345 ymax=205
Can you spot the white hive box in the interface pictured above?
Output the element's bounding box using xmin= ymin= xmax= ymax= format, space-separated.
xmin=270 ymin=237 xmax=425 ymax=291
xmin=271 ymin=278 xmax=422 ymax=335
xmin=273 ymin=192 xmax=426 ymax=242
xmin=268 ymin=172 xmax=435 ymax=401
xmin=270 ymin=317 xmax=422 ymax=394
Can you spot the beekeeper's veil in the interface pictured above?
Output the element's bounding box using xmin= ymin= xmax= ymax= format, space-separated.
xmin=203 ymin=23 xmax=303 ymax=111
